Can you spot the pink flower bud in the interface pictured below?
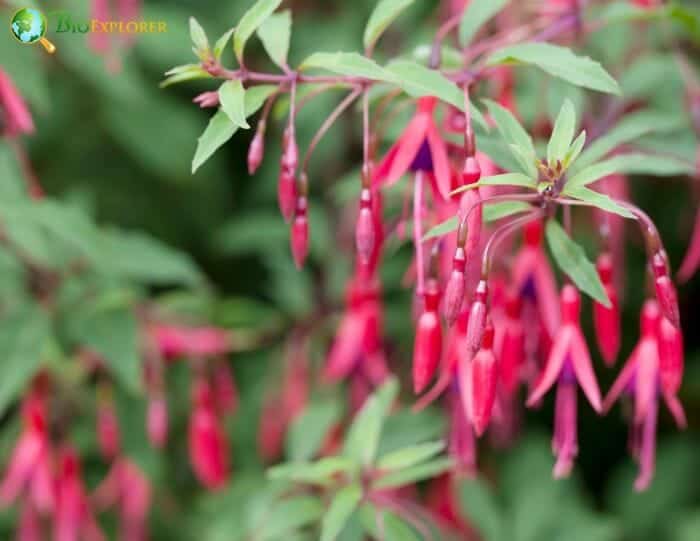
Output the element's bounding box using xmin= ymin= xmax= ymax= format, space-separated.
xmin=258 ymin=395 xmax=286 ymax=462
xmin=281 ymin=126 xmax=298 ymax=172
xmin=465 ymin=280 xmax=488 ymax=362
xmin=355 ymin=189 xmax=375 ymax=264
xmin=560 ymin=284 xmax=581 ymax=325
xmin=443 ymin=247 xmax=466 ymax=326
xmin=658 ymin=316 xmax=684 ymax=397
xmin=462 ymin=156 xmax=481 ymax=185
xmin=278 ymin=169 xmax=296 ymax=222
xmin=412 ymin=279 xmax=443 ymax=394
xmin=147 ymin=395 xmax=168 ymax=449
xmin=247 ymin=126 xmax=265 ymax=175
xmin=290 ymin=196 xmax=309 ymax=269
xmin=593 ymin=253 xmax=621 ymax=366
xmin=0 ymin=69 xmax=34 ymax=136
xmin=652 ymin=253 xmax=680 ymax=328
xmin=189 ymin=379 xmax=229 ymax=490
xmin=500 ymin=295 xmax=525 ymax=394
xmin=193 ymin=91 xmax=219 ymax=108
xmin=468 ymin=321 xmax=498 ymax=437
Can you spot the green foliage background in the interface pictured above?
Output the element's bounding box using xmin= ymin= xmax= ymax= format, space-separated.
xmin=0 ymin=0 xmax=699 ymax=539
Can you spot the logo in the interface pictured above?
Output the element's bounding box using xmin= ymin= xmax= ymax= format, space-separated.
xmin=10 ymin=7 xmax=56 ymax=53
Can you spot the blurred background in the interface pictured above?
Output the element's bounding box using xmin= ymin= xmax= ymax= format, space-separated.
xmin=1 ymin=0 xmax=700 ymax=539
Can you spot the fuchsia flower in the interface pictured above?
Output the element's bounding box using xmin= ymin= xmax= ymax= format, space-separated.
xmin=54 ymin=447 xmax=105 ymax=541
xmin=278 ymin=127 xmax=298 ymax=222
xmin=593 ymin=253 xmax=621 ymax=366
xmin=0 ymin=387 xmax=54 ymax=515
xmin=412 ymin=278 xmax=443 ymax=394
xmin=290 ymin=193 xmax=309 ymax=269
xmin=461 ymin=319 xmax=498 ymax=437
xmin=512 ymin=220 xmax=560 ymax=339
xmin=527 ymin=285 xmax=603 ymax=478
xmin=0 ymin=68 xmax=34 ymax=137
xmin=94 ymin=458 xmax=151 ymax=541
xmin=498 ymin=294 xmax=525 ymax=395
xmin=193 ymin=91 xmax=220 ymax=109
xmin=146 ymin=395 xmax=168 ymax=450
xmin=603 ymin=300 xmax=686 ymax=491
xmin=189 ymin=378 xmax=229 ymax=489
xmin=373 ymin=97 xmax=452 ymax=201
xmin=150 ymin=324 xmax=232 ymax=360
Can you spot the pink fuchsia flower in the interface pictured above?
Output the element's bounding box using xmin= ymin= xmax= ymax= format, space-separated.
xmin=94 ymin=458 xmax=151 ymax=541
xmin=0 ymin=388 xmax=54 ymax=515
xmin=658 ymin=315 xmax=684 ymax=397
xmin=603 ymin=300 xmax=686 ymax=491
xmin=258 ymin=393 xmax=286 ymax=462
xmin=188 ymin=378 xmax=229 ymax=490
xmin=498 ymin=294 xmax=525 ymax=395
xmin=412 ymin=278 xmax=443 ymax=394
xmin=278 ymin=126 xmax=299 ymax=222
xmin=290 ymin=193 xmax=309 ymax=269
xmin=512 ymin=220 xmax=561 ymax=339
xmin=678 ymin=203 xmax=700 ymax=282
xmin=54 ymin=447 xmax=105 ymax=541
xmin=0 ymin=68 xmax=34 ymax=137
xmin=149 ymin=324 xmax=232 ymax=361
xmin=651 ymin=252 xmax=680 ymax=328
xmin=593 ymin=253 xmax=621 ymax=366
xmin=373 ymin=97 xmax=452 ymax=201
xmin=527 ymin=285 xmax=603 ymax=478
xmin=17 ymin=501 xmax=42 ymax=541
xmin=461 ymin=319 xmax=498 ymax=437
xmin=447 ymin=388 xmax=476 ymax=476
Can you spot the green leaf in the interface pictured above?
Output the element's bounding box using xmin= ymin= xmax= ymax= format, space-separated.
xmin=189 ymin=17 xmax=210 ymax=59
xmin=422 ymin=202 xmax=532 ymax=240
xmin=377 ymin=440 xmax=445 ymax=470
xmin=321 ymin=485 xmax=363 ymax=541
xmin=258 ymin=496 xmax=324 ymax=541
xmin=487 ymin=43 xmax=621 ymax=95
xmin=458 ymin=478 xmax=505 ymax=541
xmin=286 ymin=400 xmax=342 ymax=461
xmin=364 ymin=0 xmax=415 ymax=51
xmin=257 ymin=10 xmax=292 ymax=68
xmin=359 ymin=505 xmax=422 ymax=541
xmin=268 ymin=457 xmax=356 ymax=485
xmin=214 ymin=28 xmax=235 ymax=61
xmin=192 ymin=85 xmax=276 ymax=172
xmin=571 ymin=112 xmax=687 ymax=173
xmin=159 ymin=64 xmax=211 ymax=88
xmin=547 ymin=99 xmax=577 ymax=165
xmin=372 ymin=457 xmax=453 ymax=490
xmin=451 ymin=173 xmax=536 ymax=195
xmin=385 ymin=60 xmax=488 ymax=129
xmin=301 ymin=51 xmax=394 ymax=81
xmin=70 ymin=304 xmax=141 ymax=392
xmin=566 ymin=153 xmax=693 ymax=191
xmin=233 ymin=0 xmax=284 ymax=61
xmin=343 ymin=376 xmax=398 ymax=465
xmin=564 ymin=186 xmax=634 ymax=219
xmin=564 ymin=130 xmax=586 ymax=168
xmin=459 ymin=0 xmax=509 ymax=46
xmin=219 ymin=80 xmax=250 ymax=129
xmin=0 ymin=305 xmax=50 ymax=417
xmin=545 ymin=220 xmax=611 ymax=306
xmin=483 ymin=99 xmax=535 ymax=170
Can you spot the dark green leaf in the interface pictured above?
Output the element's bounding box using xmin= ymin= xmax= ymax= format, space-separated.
xmin=364 ymin=0 xmax=415 ymax=51
xmin=372 ymin=457 xmax=453 ymax=489
xmin=545 ymin=220 xmax=611 ymax=306
xmin=377 ymin=440 xmax=445 ymax=470
xmin=234 ymin=0 xmax=284 ymax=61
xmin=459 ymin=0 xmax=509 ymax=46
xmin=286 ymin=400 xmax=342 ymax=461
xmin=487 ymin=43 xmax=621 ymax=95
xmin=257 ymin=10 xmax=292 ymax=68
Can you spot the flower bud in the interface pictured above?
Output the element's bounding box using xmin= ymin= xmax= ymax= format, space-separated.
xmin=500 ymin=295 xmax=525 ymax=394
xmin=193 ymin=91 xmax=219 ymax=108
xmin=465 ymin=280 xmax=488 ymax=362
xmin=652 ymin=252 xmax=680 ymax=328
xmin=560 ymin=285 xmax=581 ymax=325
xmin=412 ymin=279 xmax=443 ymax=394
xmin=468 ymin=320 xmax=498 ymax=437
xmin=290 ymin=196 xmax=309 ymax=269
xmin=658 ymin=316 xmax=684 ymax=397
xmin=247 ymin=123 xmax=265 ymax=175
xmin=281 ymin=126 xmax=298 ymax=172
xmin=355 ymin=189 xmax=375 ymax=264
xmin=278 ymin=169 xmax=296 ymax=222
xmin=443 ymin=247 xmax=466 ymax=326
xmin=593 ymin=253 xmax=621 ymax=366
xmin=524 ymin=219 xmax=543 ymax=246
xmin=189 ymin=379 xmax=229 ymax=490
xmin=147 ymin=395 xmax=168 ymax=449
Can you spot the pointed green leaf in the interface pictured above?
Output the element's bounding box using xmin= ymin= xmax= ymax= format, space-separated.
xmin=385 ymin=60 xmax=488 ymax=129
xmin=459 ymin=0 xmax=509 ymax=46
xmin=571 ymin=112 xmax=687 ymax=173
xmin=564 ymin=186 xmax=634 ymax=219
xmin=267 ymin=457 xmax=356 ymax=485
xmin=451 ymin=173 xmax=536 ymax=195
xmin=486 ymin=42 xmax=621 ymax=95
xmin=458 ymin=478 xmax=504 ymax=541
xmin=545 ymin=220 xmax=611 ymax=306
xmin=372 ymin=457 xmax=453 ymax=490
xmin=321 ymin=485 xmax=363 ymax=541
xmin=547 ymin=99 xmax=576 ymax=165
xmin=259 ymin=496 xmax=324 ymax=541
xmin=286 ymin=400 xmax=342 ymax=461
xmin=0 ymin=305 xmax=50 ymax=417
xmin=377 ymin=441 xmax=445 ymax=471
xmin=359 ymin=505 xmax=422 ymax=541
xmin=234 ymin=0 xmax=284 ymax=61
xmin=189 ymin=17 xmax=209 ymax=58
xmin=257 ymin=10 xmax=292 ymax=68
xmin=364 ymin=0 xmax=415 ymax=51
xmin=509 ymin=143 xmax=538 ymax=178
xmin=564 ymin=130 xmax=586 ymax=168
xmin=422 ymin=216 xmax=458 ymax=240
xmin=219 ymin=80 xmax=250 ymax=129
xmin=343 ymin=377 xmax=398 ymax=465
xmin=483 ymin=99 xmax=535 ymax=163
xmin=301 ymin=52 xmax=395 ymax=81
xmin=214 ymin=28 xmax=235 ymax=61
